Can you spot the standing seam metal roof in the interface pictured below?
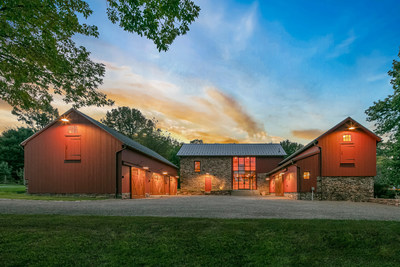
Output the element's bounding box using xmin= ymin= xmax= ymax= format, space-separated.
xmin=177 ymin=143 xmax=286 ymax=157
xmin=75 ymin=110 xmax=177 ymax=168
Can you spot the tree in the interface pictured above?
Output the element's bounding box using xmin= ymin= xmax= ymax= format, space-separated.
xmin=0 ymin=0 xmax=200 ymax=116
xmin=280 ymin=139 xmax=304 ymax=158
xmin=12 ymin=106 xmax=59 ymax=131
xmin=0 ymin=128 xmax=34 ymax=182
xmin=366 ymin=48 xmax=400 ymax=187
xmin=190 ymin=139 xmax=203 ymax=144
xmin=0 ymin=161 xmax=12 ymax=184
xmin=101 ymin=106 xmax=182 ymax=165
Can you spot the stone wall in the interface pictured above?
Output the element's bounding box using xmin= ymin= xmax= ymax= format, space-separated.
xmin=180 ymin=156 xmax=232 ymax=194
xmin=368 ymin=198 xmax=400 ymax=207
xmin=257 ymin=173 xmax=269 ymax=195
xmin=317 ymin=176 xmax=374 ymax=202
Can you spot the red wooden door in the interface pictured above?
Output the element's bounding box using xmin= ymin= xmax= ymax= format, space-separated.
xmin=164 ymin=176 xmax=170 ymax=195
xmin=151 ymin=174 xmax=164 ymax=195
xmin=170 ymin=177 xmax=177 ymax=195
xmin=341 ymin=145 xmax=355 ymax=164
xmin=131 ymin=168 xmax=145 ymax=198
xmin=205 ymin=176 xmax=212 ymax=192
xmin=275 ymin=175 xmax=284 ymax=196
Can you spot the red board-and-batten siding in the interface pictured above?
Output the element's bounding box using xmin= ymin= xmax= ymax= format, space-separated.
xmin=269 ymin=118 xmax=380 ymax=194
xmin=25 ymin=112 xmax=122 ymax=194
xmin=24 ymin=110 xmax=177 ymax=195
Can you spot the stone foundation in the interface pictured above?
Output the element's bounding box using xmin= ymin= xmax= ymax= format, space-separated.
xmin=317 ymin=176 xmax=373 ymax=202
xmin=121 ymin=193 xmax=131 ymax=199
xmin=177 ymin=190 xmax=231 ymax=195
xmin=368 ymin=198 xmax=400 ymax=207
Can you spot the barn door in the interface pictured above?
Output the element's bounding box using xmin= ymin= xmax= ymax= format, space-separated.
xmin=205 ymin=176 xmax=212 ymax=193
xmin=151 ymin=174 xmax=164 ymax=195
xmin=275 ymin=175 xmax=284 ymax=196
xmin=131 ymin=168 xmax=145 ymax=198
xmin=170 ymin=177 xmax=177 ymax=195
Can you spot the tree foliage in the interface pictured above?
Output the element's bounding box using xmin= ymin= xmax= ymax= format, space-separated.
xmin=0 ymin=0 xmax=200 ymax=118
xmin=12 ymin=106 xmax=60 ymax=131
xmin=280 ymin=139 xmax=304 ymax=158
xmin=0 ymin=0 xmax=113 ymax=116
xmin=366 ymin=48 xmax=400 ymax=187
xmin=101 ymin=106 xmax=182 ymax=166
xmin=0 ymin=127 xmax=34 ymax=182
xmin=107 ymin=0 xmax=200 ymax=52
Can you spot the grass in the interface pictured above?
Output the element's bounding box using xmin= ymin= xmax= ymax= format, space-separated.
xmin=0 ymin=184 xmax=109 ymax=201
xmin=1 ymin=215 xmax=400 ymax=266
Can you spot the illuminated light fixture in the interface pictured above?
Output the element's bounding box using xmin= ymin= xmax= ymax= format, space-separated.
xmin=175 ymin=176 xmax=179 ymax=178
xmin=61 ymin=118 xmax=69 ymax=122
xmin=348 ymin=126 xmax=356 ymax=130
xmin=206 ymin=173 xmax=209 ymax=175
xmin=162 ymin=172 xmax=168 ymax=175
xmin=143 ymin=166 xmax=149 ymax=170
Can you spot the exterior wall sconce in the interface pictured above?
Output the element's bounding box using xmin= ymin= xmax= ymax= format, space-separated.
xmin=162 ymin=172 xmax=168 ymax=175
xmin=61 ymin=118 xmax=69 ymax=122
xmin=143 ymin=166 xmax=149 ymax=170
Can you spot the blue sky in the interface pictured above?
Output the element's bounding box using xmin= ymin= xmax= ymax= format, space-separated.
xmin=2 ymin=0 xmax=399 ymax=144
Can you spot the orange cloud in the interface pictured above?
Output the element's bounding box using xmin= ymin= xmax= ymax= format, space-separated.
xmin=291 ymin=129 xmax=324 ymax=140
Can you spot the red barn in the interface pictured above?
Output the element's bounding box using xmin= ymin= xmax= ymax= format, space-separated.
xmin=268 ymin=117 xmax=381 ymax=201
xmin=21 ymin=108 xmax=178 ymax=198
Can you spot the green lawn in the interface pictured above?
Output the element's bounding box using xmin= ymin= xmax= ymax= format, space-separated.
xmin=0 ymin=184 xmax=109 ymax=201
xmin=1 ymin=215 xmax=399 ymax=266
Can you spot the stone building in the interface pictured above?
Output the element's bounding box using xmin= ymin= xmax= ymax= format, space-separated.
xmin=267 ymin=117 xmax=381 ymax=201
xmin=177 ymin=144 xmax=286 ymax=195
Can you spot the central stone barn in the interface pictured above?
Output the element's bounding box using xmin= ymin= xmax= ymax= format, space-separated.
xmin=177 ymin=143 xmax=286 ymax=194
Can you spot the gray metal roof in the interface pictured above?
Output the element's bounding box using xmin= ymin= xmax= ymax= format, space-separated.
xmin=75 ymin=109 xmax=177 ymax=168
xmin=177 ymin=143 xmax=287 ymax=157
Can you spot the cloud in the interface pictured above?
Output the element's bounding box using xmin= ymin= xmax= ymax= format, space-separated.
xmin=94 ymin=62 xmax=280 ymax=143
xmin=327 ymin=30 xmax=357 ymax=59
xmin=291 ymin=129 xmax=324 ymax=140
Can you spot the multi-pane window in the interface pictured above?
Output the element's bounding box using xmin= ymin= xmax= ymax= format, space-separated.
xmin=194 ymin=161 xmax=201 ymax=172
xmin=303 ymin=171 xmax=310 ymax=180
xmin=233 ymin=157 xmax=256 ymax=190
xmin=343 ymin=134 xmax=352 ymax=142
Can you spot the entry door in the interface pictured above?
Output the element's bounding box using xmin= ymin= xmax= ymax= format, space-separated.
xmin=170 ymin=177 xmax=177 ymax=195
xmin=275 ymin=175 xmax=284 ymax=196
xmin=131 ymin=168 xmax=145 ymax=198
xmin=205 ymin=176 xmax=212 ymax=193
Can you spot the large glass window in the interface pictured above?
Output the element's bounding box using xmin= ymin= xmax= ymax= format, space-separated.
xmin=232 ymin=157 xmax=256 ymax=190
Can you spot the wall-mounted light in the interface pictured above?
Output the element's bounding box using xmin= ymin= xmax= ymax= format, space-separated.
xmin=143 ymin=166 xmax=149 ymax=170
xmin=348 ymin=126 xmax=356 ymax=130
xmin=162 ymin=172 xmax=168 ymax=175
xmin=61 ymin=118 xmax=69 ymax=122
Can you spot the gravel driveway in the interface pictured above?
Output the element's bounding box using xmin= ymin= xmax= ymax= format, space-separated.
xmin=0 ymin=195 xmax=399 ymax=220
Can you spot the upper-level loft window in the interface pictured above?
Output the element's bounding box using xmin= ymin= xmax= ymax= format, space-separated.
xmin=343 ymin=134 xmax=352 ymax=142
xmin=67 ymin=125 xmax=78 ymax=134
xmin=194 ymin=161 xmax=201 ymax=172
xmin=65 ymin=136 xmax=81 ymax=161
xmin=303 ymin=171 xmax=310 ymax=179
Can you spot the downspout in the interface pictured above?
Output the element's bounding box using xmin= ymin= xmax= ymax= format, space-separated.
xmin=115 ymin=146 xmax=126 ymax=198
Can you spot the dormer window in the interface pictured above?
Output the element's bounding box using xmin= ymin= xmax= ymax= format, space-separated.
xmin=343 ymin=134 xmax=352 ymax=142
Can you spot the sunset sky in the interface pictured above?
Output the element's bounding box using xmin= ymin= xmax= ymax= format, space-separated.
xmin=1 ymin=0 xmax=400 ymax=144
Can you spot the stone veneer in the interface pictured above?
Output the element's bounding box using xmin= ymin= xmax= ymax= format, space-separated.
xmin=180 ymin=156 xmax=232 ymax=194
xmin=257 ymin=173 xmax=269 ymax=195
xmin=316 ymin=176 xmax=374 ymax=202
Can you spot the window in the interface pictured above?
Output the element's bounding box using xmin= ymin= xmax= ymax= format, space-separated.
xmin=194 ymin=161 xmax=201 ymax=172
xmin=343 ymin=134 xmax=352 ymax=142
xmin=67 ymin=125 xmax=78 ymax=134
xmin=65 ymin=136 xmax=81 ymax=161
xmin=232 ymin=157 xmax=256 ymax=190
xmin=303 ymin=171 xmax=310 ymax=179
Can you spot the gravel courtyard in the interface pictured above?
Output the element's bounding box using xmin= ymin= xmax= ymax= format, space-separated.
xmin=0 ymin=195 xmax=399 ymax=220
